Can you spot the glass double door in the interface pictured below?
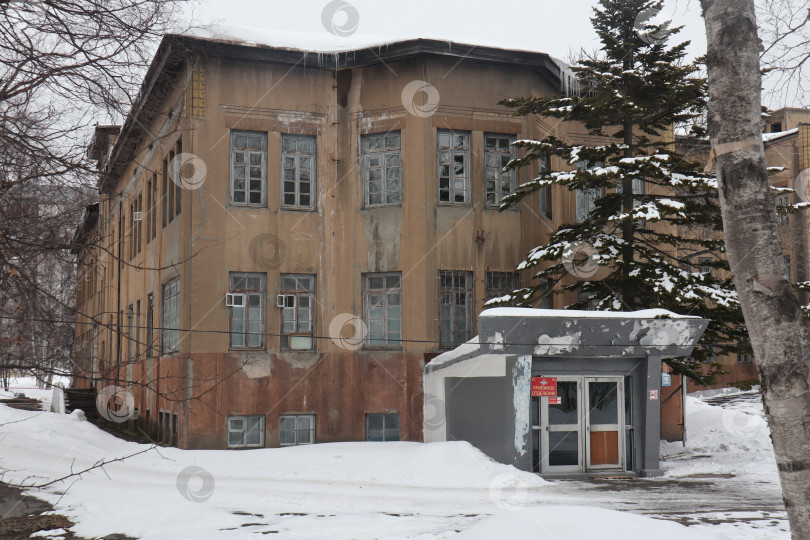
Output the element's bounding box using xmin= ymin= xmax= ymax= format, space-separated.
xmin=532 ymin=376 xmax=626 ymax=474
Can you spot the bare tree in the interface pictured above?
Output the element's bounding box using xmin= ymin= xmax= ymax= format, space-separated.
xmin=701 ymin=0 xmax=810 ymax=536
xmin=0 ymin=0 xmax=189 ymax=383
xmin=758 ymin=0 xmax=810 ymax=106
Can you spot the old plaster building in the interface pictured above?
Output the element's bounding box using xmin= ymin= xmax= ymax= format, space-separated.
xmin=72 ymin=33 xmax=598 ymax=449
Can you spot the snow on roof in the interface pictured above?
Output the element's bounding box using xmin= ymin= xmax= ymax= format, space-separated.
xmin=428 ymin=336 xmax=480 ymax=367
xmin=184 ymin=24 xmax=551 ymax=56
xmin=479 ymin=307 xmax=700 ymax=319
xmin=762 ymin=127 xmax=798 ymax=142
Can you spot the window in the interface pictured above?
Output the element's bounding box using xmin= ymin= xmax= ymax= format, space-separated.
xmin=485 ymin=271 xmax=519 ymax=302
xmin=624 ymin=375 xmax=633 ymax=471
xmin=737 ymin=352 xmax=753 ymax=364
xmin=231 ymin=131 xmax=267 ymax=205
xmin=150 ymin=173 xmax=157 ymax=240
xmin=538 ymin=152 xmax=553 ymax=219
xmin=162 ymin=159 xmax=168 ymax=228
xmin=136 ymin=192 xmax=142 ymax=254
xmin=484 ymin=134 xmax=516 ymax=207
xmin=161 ymin=277 xmax=180 ymax=354
xmin=363 ymin=273 xmax=402 ymax=348
xmin=771 ymin=122 xmax=782 ymax=133
xmin=776 ymin=194 xmax=790 ymax=225
xmin=539 ymin=277 xmax=553 ymax=309
xmin=280 ymin=274 xmax=315 ymax=351
xmin=439 ymin=270 xmax=473 ymax=348
xmin=127 ymin=305 xmax=134 ymax=361
xmin=363 ymin=132 xmax=402 ymax=207
xmin=575 ymin=160 xmax=604 ymax=223
xmin=578 ymin=291 xmax=599 ymax=310
xmin=576 ymin=188 xmax=601 ymax=223
xmin=698 ymin=256 xmax=713 ymax=275
xmin=279 ymin=414 xmax=315 ymax=446
xmin=229 ymin=273 xmax=265 ymax=349
xmin=437 ymin=130 xmax=470 ymax=204
xmin=146 ymin=293 xmax=154 ymax=358
xmin=227 ymin=415 xmax=265 ymax=448
xmin=135 ymin=299 xmax=140 ymax=360
xmin=174 ymin=139 xmax=182 ymax=217
xmin=366 ymin=413 xmax=399 ymax=441
xmin=128 ymin=203 xmax=135 ymax=260
xmin=281 ymin=134 xmax=316 ymax=210
xmin=172 ymin=414 xmax=179 ymax=447
xmin=168 ymin=147 xmax=175 ymax=222
xmin=785 ymin=254 xmax=791 ymax=278
xmin=146 ymin=178 xmax=153 ymax=244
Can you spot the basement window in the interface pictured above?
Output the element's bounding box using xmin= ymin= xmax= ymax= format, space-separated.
xmin=279 ymin=414 xmax=315 ymax=445
xmin=227 ymin=415 xmax=265 ymax=448
xmin=366 ymin=413 xmax=400 ymax=442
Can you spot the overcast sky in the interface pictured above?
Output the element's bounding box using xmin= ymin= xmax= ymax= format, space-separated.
xmin=188 ymin=0 xmax=707 ymax=60
xmin=183 ymin=0 xmax=794 ymax=109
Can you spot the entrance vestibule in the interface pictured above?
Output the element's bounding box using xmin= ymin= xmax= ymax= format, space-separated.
xmin=531 ymin=376 xmax=632 ymax=474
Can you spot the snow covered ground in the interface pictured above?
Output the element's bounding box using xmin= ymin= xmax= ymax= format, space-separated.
xmin=0 ymin=385 xmax=787 ymax=539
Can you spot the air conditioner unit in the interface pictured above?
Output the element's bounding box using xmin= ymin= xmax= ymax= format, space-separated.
xmin=133 ymin=211 xmax=143 ymax=221
xmin=225 ymin=293 xmax=245 ymax=307
xmin=277 ymin=294 xmax=295 ymax=308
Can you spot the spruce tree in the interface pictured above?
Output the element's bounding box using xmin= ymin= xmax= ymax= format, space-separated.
xmin=496 ymin=0 xmax=750 ymax=383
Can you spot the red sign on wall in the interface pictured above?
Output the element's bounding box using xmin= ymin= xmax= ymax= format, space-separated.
xmin=531 ymin=377 xmax=557 ymax=397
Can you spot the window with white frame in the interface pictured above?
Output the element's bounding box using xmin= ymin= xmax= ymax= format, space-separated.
xmin=229 ymin=273 xmax=265 ymax=349
xmin=737 ymin=352 xmax=753 ymax=364
xmin=366 ymin=413 xmax=399 ymax=441
xmin=363 ymin=132 xmax=402 ymax=207
xmin=281 ymin=134 xmax=316 ymax=210
xmin=484 ymin=134 xmax=516 ymax=207
xmin=227 ymin=415 xmax=264 ymax=448
xmin=161 ymin=278 xmax=180 ymax=354
xmin=364 ymin=273 xmax=402 ymax=348
xmin=437 ymin=130 xmax=470 ymax=204
xmin=439 ymin=270 xmax=473 ymax=348
xmin=279 ymin=274 xmax=315 ymax=351
xmin=279 ymin=414 xmax=315 ymax=446
xmin=485 ymin=271 xmax=519 ymax=302
xmin=231 ymin=131 xmax=267 ymax=205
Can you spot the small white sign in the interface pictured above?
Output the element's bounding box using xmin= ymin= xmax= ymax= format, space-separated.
xmin=662 ymin=373 xmax=672 ymax=387
xmin=649 ymin=390 xmax=659 ymax=400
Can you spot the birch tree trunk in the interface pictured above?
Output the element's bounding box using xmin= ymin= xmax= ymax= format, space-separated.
xmin=701 ymin=1 xmax=810 ymax=536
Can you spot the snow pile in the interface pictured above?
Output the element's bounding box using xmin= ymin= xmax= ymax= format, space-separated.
xmin=459 ymin=506 xmax=717 ymax=540
xmin=662 ymin=390 xmax=776 ymax=479
xmin=0 ymin=403 xmax=549 ymax=539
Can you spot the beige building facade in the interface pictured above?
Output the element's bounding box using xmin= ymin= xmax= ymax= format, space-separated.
xmin=73 ymin=35 xmax=600 ymax=449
